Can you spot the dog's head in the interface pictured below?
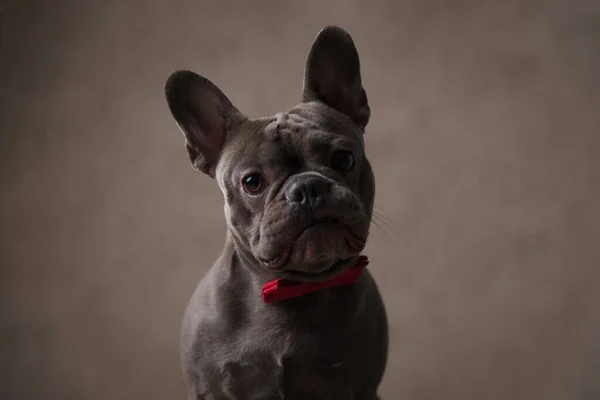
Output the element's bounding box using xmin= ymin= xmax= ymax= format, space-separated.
xmin=165 ymin=26 xmax=375 ymax=281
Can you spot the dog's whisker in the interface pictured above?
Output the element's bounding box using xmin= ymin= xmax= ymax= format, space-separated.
xmin=368 ymin=149 xmax=397 ymax=163
xmin=373 ymin=220 xmax=400 ymax=238
xmin=369 ymin=220 xmax=389 ymax=238
xmin=372 ymin=209 xmax=395 ymax=224
xmin=372 ymin=211 xmax=401 ymax=237
xmin=372 ymin=214 xmax=395 ymax=232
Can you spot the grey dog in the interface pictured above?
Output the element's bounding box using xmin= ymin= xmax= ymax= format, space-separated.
xmin=165 ymin=25 xmax=388 ymax=400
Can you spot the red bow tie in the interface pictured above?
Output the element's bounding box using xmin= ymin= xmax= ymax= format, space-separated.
xmin=261 ymin=255 xmax=369 ymax=303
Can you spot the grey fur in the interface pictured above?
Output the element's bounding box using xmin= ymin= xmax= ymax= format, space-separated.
xmin=165 ymin=26 xmax=388 ymax=400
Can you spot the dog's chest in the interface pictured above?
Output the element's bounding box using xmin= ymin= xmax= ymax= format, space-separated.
xmin=199 ymin=297 xmax=379 ymax=399
xmin=213 ymin=324 xmax=367 ymax=399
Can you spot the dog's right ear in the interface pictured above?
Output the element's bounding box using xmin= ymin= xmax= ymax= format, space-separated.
xmin=165 ymin=70 xmax=244 ymax=177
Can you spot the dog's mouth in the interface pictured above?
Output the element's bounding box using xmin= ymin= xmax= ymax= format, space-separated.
xmin=259 ymin=217 xmax=366 ymax=272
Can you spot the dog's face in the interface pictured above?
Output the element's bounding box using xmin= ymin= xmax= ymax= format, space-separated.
xmin=165 ymin=26 xmax=374 ymax=281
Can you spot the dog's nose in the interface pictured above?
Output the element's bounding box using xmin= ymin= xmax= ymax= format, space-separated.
xmin=285 ymin=177 xmax=332 ymax=207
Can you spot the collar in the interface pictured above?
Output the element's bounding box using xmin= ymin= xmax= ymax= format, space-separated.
xmin=261 ymin=255 xmax=369 ymax=303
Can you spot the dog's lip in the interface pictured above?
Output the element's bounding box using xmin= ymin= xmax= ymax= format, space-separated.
xmin=260 ymin=243 xmax=293 ymax=270
xmin=259 ymin=218 xmax=366 ymax=270
xmin=282 ymin=255 xmax=358 ymax=281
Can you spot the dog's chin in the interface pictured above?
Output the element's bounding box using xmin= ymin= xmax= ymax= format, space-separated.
xmin=257 ymin=222 xmax=366 ymax=282
xmin=279 ymin=255 xmax=359 ymax=282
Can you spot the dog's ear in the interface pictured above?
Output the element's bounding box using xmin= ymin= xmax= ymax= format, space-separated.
xmin=165 ymin=70 xmax=244 ymax=176
xmin=302 ymin=26 xmax=370 ymax=129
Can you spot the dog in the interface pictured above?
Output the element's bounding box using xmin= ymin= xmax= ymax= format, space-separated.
xmin=165 ymin=25 xmax=388 ymax=400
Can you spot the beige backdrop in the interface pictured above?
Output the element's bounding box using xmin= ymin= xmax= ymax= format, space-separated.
xmin=1 ymin=1 xmax=600 ymax=399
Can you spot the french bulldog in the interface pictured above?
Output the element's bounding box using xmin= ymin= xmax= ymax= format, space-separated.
xmin=165 ymin=25 xmax=388 ymax=400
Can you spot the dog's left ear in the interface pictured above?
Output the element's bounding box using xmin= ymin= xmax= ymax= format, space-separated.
xmin=302 ymin=26 xmax=370 ymax=129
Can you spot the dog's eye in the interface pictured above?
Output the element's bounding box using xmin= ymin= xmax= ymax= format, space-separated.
xmin=241 ymin=173 xmax=264 ymax=195
xmin=331 ymin=150 xmax=355 ymax=172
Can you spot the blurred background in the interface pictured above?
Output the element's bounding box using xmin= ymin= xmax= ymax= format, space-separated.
xmin=1 ymin=0 xmax=600 ymax=399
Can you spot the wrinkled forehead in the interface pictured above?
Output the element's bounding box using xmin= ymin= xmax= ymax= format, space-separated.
xmin=217 ymin=102 xmax=365 ymax=182
xmin=268 ymin=102 xmax=364 ymax=143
